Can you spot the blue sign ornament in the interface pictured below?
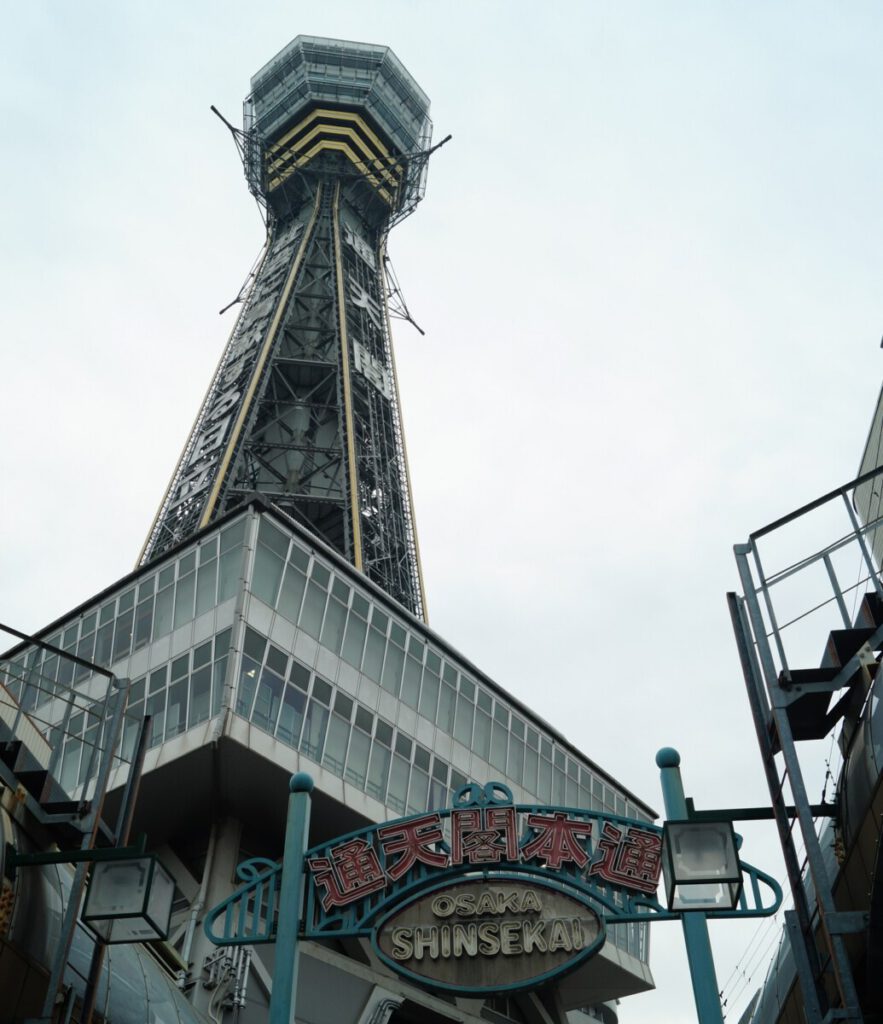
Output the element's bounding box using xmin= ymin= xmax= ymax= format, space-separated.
xmin=204 ymin=781 xmax=782 ymax=951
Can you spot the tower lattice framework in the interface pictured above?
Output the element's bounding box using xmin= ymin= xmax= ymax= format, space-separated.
xmin=140 ymin=37 xmax=431 ymax=619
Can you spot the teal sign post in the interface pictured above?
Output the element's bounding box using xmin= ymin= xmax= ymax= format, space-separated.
xmin=205 ymin=760 xmax=782 ymax=1024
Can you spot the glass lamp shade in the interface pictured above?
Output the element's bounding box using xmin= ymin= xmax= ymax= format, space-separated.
xmin=82 ymin=856 xmax=175 ymax=943
xmin=662 ymin=820 xmax=742 ymax=912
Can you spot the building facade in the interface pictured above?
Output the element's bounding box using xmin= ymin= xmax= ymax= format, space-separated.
xmin=0 ymin=36 xmax=656 ymax=1024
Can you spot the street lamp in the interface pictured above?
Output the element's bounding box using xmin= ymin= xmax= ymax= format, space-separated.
xmin=81 ymin=854 xmax=175 ymax=943
xmin=662 ymin=819 xmax=742 ymax=911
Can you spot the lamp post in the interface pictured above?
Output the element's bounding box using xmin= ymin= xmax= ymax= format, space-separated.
xmin=657 ymin=747 xmax=739 ymax=1024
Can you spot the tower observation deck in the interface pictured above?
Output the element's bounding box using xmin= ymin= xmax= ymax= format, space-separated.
xmin=140 ymin=36 xmax=432 ymax=619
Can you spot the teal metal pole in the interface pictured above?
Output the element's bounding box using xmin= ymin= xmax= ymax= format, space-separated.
xmin=270 ymin=772 xmax=314 ymax=1024
xmin=656 ymin=748 xmax=724 ymax=1024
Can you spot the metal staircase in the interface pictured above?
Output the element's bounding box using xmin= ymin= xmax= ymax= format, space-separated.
xmin=729 ymin=467 xmax=883 ymax=1024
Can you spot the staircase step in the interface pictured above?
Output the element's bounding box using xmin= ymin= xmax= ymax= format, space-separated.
xmin=822 ymin=627 xmax=880 ymax=668
xmin=855 ymin=591 xmax=883 ymax=630
xmin=779 ymin=667 xmax=841 ymax=688
xmin=786 ymin=692 xmax=837 ymax=742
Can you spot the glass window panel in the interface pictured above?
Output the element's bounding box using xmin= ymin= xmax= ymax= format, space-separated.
xmin=454 ymin=697 xmax=474 ymax=746
xmin=395 ymin=734 xmax=412 ymax=758
xmin=301 ymin=700 xmax=329 ymax=761
xmin=552 ymin=769 xmax=566 ymax=805
xmin=511 ymin=716 xmax=525 ymax=740
xmin=554 ymin=748 xmax=566 ymax=770
xmin=189 ymin=666 xmax=212 ymax=728
xmin=401 ymin=656 xmax=421 ymax=709
xmin=60 ymin=738 xmax=82 ymax=793
xmin=171 ymin=654 xmax=189 ymax=682
xmin=133 ymin=599 xmax=153 ymax=651
xmin=407 ymin=635 xmax=424 ymax=657
xmin=538 ymin=759 xmax=553 ymax=803
xmin=509 ymin=738 xmax=524 ymax=783
xmin=299 ymin=581 xmax=327 ymax=639
xmin=351 ymin=592 xmax=369 ymax=618
xmin=375 ymin=719 xmax=393 ymax=747
xmin=331 ymin=577 xmax=350 ymax=602
xmin=426 ymin=650 xmax=440 ymax=673
xmin=381 ymin=642 xmax=403 ymax=695
xmin=418 ymin=671 xmax=439 ymax=722
xmin=194 ymin=640 xmax=213 ymax=670
xmin=253 ymin=669 xmax=285 ymax=734
xmin=459 ymin=676 xmax=474 ymax=701
xmin=407 ymin=767 xmax=429 ymax=814
xmin=490 ymin=721 xmax=508 ymax=772
xmin=277 ymin=685 xmax=307 ymax=746
xmin=366 ymin=742 xmax=391 ymax=801
xmin=311 ymin=561 xmax=331 ymax=586
xmin=437 ymin=684 xmax=455 ymax=734
xmin=323 ymin=715 xmax=350 ymax=776
xmin=118 ymin=590 xmax=135 ymax=613
xmin=526 ymin=727 xmax=539 ymax=750
xmin=362 ymin=625 xmax=385 ymax=682
xmin=493 ymin=703 xmax=509 ymax=726
xmin=258 ymin=519 xmax=289 ymax=557
xmin=99 ymin=601 xmax=115 ymax=626
xmin=266 ymin=645 xmax=287 ymax=676
xmin=137 ymin=578 xmax=155 ymax=600
xmin=199 ymin=536 xmax=218 ymax=564
xmin=312 ymin=677 xmax=332 ymax=705
xmin=341 ymin=612 xmax=367 ymax=669
xmin=567 ymin=758 xmax=579 ymax=780
xmin=442 ymin=663 xmax=457 ymax=687
xmin=428 ymin=776 xmax=447 ymax=811
xmin=414 ymin=744 xmax=430 ymax=771
xmin=277 ymin=565 xmax=307 ymax=622
xmin=220 ymin=518 xmax=247 ymax=552
xmin=166 ymin=679 xmax=188 ymax=738
xmin=355 ymin=706 xmax=373 ymax=733
xmin=473 ymin=710 xmax=491 ymax=760
xmin=345 ymin=727 xmax=371 ymax=787
xmin=320 ymin=598 xmax=347 ymax=654
xmin=476 ymin=689 xmax=492 ymax=713
xmin=112 ymin=609 xmax=134 ymax=663
xmin=94 ymin=620 xmax=114 ymax=666
xmin=389 ymin=622 xmax=406 ymax=648
xmin=289 ymin=542 xmax=309 ymax=571
xmin=524 ymin=747 xmax=538 ymax=795
xmin=387 ymin=754 xmax=409 ymax=814
xmin=541 ymin=737 xmax=553 ymax=759
xmin=195 ymin=559 xmax=218 ymax=617
xmin=173 ymin=573 xmax=195 ymax=630
xmin=565 ymin=775 xmax=578 ymax=807
xmin=146 ymin=689 xmax=167 ymax=748
xmin=289 ymin=661 xmax=310 ymax=691
xmin=179 ymin=553 xmax=196 ymax=576
xmin=252 ymin=544 xmax=285 ymax=606
xmin=158 ymin=566 xmax=175 ymax=589
xmin=371 ymin=608 xmax=388 ymax=631
xmin=153 ymin=586 xmax=174 ymax=641
xmin=218 ymin=546 xmax=242 ymax=603
xmin=236 ymin=656 xmax=260 ymax=718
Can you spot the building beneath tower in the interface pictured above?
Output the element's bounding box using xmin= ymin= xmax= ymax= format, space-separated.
xmin=0 ymin=36 xmax=656 ymax=1024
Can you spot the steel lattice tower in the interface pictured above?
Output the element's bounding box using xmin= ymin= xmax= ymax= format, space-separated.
xmin=140 ymin=37 xmax=431 ymax=619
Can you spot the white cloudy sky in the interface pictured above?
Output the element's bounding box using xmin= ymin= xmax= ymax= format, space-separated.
xmin=2 ymin=3 xmax=883 ymax=1021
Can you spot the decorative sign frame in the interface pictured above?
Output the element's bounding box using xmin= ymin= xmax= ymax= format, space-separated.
xmin=205 ymin=780 xmax=781 ymax=998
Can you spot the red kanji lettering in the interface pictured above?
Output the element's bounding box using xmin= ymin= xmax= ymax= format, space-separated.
xmin=308 ymin=838 xmax=386 ymax=911
xmin=588 ymin=824 xmax=662 ymax=895
xmin=451 ymin=806 xmax=518 ymax=865
xmin=377 ymin=813 xmax=449 ymax=880
xmin=520 ymin=812 xmax=591 ymax=870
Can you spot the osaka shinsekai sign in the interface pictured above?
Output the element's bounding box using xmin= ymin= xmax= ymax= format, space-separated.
xmin=204 ymin=779 xmax=781 ymax=1000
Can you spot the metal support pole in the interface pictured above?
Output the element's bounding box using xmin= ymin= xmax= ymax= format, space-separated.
xmin=269 ymin=773 xmax=313 ymax=1024
xmin=656 ymin=748 xmax=724 ymax=1024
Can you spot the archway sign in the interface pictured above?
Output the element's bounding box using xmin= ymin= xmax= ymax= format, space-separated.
xmin=205 ymin=778 xmax=780 ymax=1017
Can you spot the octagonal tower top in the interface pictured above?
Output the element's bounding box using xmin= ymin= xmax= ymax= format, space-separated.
xmin=243 ymin=35 xmax=433 ymax=218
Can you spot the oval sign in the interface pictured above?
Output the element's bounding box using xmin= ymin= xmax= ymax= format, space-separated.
xmin=373 ymin=875 xmax=605 ymax=996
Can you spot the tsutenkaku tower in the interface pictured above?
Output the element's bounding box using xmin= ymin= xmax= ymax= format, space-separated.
xmin=140 ymin=36 xmax=431 ymax=619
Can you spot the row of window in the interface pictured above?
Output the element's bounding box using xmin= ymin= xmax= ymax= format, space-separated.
xmin=250 ymin=519 xmax=641 ymax=819
xmin=4 ymin=510 xmax=644 ymax=824
xmin=53 ymin=631 xmax=232 ymax=793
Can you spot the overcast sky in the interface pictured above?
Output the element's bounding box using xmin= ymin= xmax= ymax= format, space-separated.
xmin=3 ymin=3 xmax=883 ymax=1021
